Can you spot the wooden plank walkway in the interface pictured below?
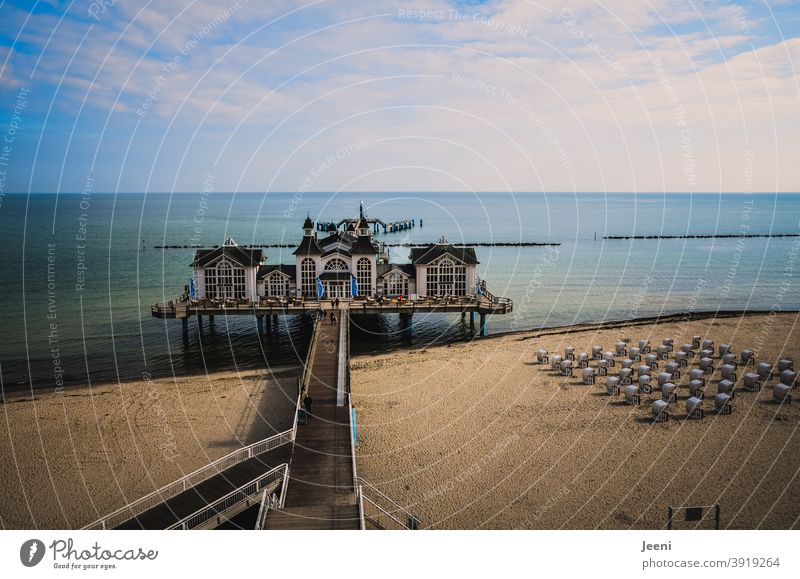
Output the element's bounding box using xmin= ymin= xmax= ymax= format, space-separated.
xmin=264 ymin=312 xmax=360 ymax=530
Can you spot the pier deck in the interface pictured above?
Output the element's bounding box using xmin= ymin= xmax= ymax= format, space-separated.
xmin=264 ymin=312 xmax=361 ymax=530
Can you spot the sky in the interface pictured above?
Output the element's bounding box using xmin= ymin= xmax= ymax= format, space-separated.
xmin=0 ymin=0 xmax=798 ymax=193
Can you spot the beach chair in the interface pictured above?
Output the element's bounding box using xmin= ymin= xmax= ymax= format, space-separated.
xmin=657 ymin=372 xmax=672 ymax=389
xmin=639 ymin=339 xmax=651 ymax=353
xmin=665 ymin=361 xmax=681 ymax=380
xmin=740 ymin=349 xmax=755 ymax=366
xmin=582 ymin=367 xmax=596 ymax=385
xmin=681 ymin=343 xmax=694 ymax=356
xmin=773 ymin=383 xmax=792 ymax=404
xmin=779 ymin=369 xmax=797 ymax=388
xmin=692 ymin=336 xmax=702 ymax=350
xmin=699 ymin=357 xmax=714 ymax=374
xmin=591 ymin=345 xmax=603 ymax=360
xmin=661 ymin=382 xmax=677 ymax=403
xmin=757 ymin=362 xmax=773 ymax=381
xmin=689 ymin=369 xmax=705 ymax=385
xmin=551 ymin=355 xmax=563 ymax=372
xmin=778 ymin=358 xmax=794 ymax=372
xmin=699 ymin=349 xmax=714 ymax=360
xmin=646 ymin=353 xmax=659 ymax=370
xmin=537 ymin=349 xmax=549 ymax=364
xmin=615 ymin=341 xmax=627 ymax=356
xmin=560 ymin=360 xmax=574 ymax=377
xmin=719 ymin=343 xmax=733 ymax=358
xmin=619 ymin=368 xmax=633 ymax=385
xmin=603 ymin=352 xmax=616 ymax=367
xmin=674 ymin=351 xmax=688 ymax=367
xmin=637 ymin=365 xmax=651 ymax=378
xmin=743 ymin=373 xmax=762 ymax=392
xmin=656 ymin=345 xmax=669 ymax=360
xmin=607 ymin=376 xmax=620 ymax=396
xmin=686 ymin=396 xmax=704 ymax=420
xmin=701 ymin=339 xmax=713 ymax=351
xmin=621 ymin=358 xmax=635 ymax=370
xmin=628 ymin=347 xmax=642 ymax=362
xmin=715 ymin=393 xmax=732 ymax=415
xmin=662 ymin=338 xmax=674 ymax=353
xmin=689 ymin=380 xmax=705 ymax=399
xmin=638 ymin=375 xmax=652 ymax=394
xmin=718 ymin=379 xmax=735 ymax=398
xmin=652 ymin=399 xmax=669 ymax=423
xmin=564 ymin=347 xmax=575 ymax=361
xmin=721 ymin=353 xmax=737 ymax=368
xmin=720 ymin=364 xmax=737 ymax=382
xmin=624 ymin=384 xmax=640 ymax=405
xmin=597 ymin=359 xmax=609 ymax=376
xmin=576 ymin=353 xmax=590 ymax=368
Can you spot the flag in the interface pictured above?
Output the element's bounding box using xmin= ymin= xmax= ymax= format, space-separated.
xmin=189 ymin=276 xmax=196 ymax=299
xmin=316 ymin=277 xmax=324 ymax=299
xmin=351 ymin=274 xmax=359 ymax=297
xmin=475 ymin=275 xmax=482 ymax=296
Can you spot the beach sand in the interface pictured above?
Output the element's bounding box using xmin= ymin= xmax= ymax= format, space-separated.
xmin=353 ymin=312 xmax=800 ymax=529
xmin=0 ymin=367 xmax=298 ymax=529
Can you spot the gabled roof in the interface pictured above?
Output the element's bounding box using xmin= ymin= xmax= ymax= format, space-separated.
xmin=257 ymin=264 xmax=297 ymax=279
xmin=293 ymin=235 xmax=323 ymax=256
xmin=377 ymin=263 xmax=415 ymax=277
xmin=350 ymin=235 xmax=380 ymax=255
xmin=192 ymin=244 xmax=265 ymax=268
xmin=321 ymin=248 xmax=352 ymax=259
xmin=409 ymin=243 xmax=479 ymax=265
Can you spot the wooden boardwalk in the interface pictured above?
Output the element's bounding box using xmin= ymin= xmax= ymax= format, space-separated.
xmin=264 ymin=312 xmax=361 ymax=530
xmin=115 ymin=445 xmax=291 ymax=529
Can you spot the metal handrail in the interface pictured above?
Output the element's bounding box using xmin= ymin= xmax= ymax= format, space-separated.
xmin=362 ymin=495 xmax=409 ymax=530
xmin=83 ymin=429 xmax=294 ymax=530
xmin=168 ymin=464 xmax=288 ymax=530
xmin=357 ymin=485 xmax=366 ymax=531
xmin=356 ymin=476 xmax=418 ymax=530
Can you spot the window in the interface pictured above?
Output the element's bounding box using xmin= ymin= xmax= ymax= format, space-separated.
xmin=384 ymin=271 xmax=408 ymax=296
xmin=267 ymin=273 xmax=287 ymax=297
xmin=356 ymin=258 xmax=372 ymax=296
xmin=426 ymin=257 xmax=466 ymax=296
xmin=206 ymin=260 xmax=245 ymax=299
xmin=301 ymin=258 xmax=316 ymax=297
xmin=324 ymin=258 xmax=349 ymax=271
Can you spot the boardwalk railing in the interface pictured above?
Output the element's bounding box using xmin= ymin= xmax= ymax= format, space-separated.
xmin=356 ymin=477 xmax=419 ymax=530
xmin=255 ymin=461 xmax=291 ymax=530
xmin=168 ymin=464 xmax=288 ymax=530
xmin=83 ymin=429 xmax=294 ymax=530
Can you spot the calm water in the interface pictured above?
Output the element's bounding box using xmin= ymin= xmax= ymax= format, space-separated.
xmin=1 ymin=192 xmax=799 ymax=390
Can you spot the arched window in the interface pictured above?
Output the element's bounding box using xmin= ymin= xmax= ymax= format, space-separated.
xmin=385 ymin=272 xmax=408 ymax=296
xmin=267 ymin=273 xmax=287 ymax=297
xmin=301 ymin=258 xmax=316 ymax=297
xmin=209 ymin=260 xmax=245 ymax=299
xmin=324 ymin=258 xmax=349 ymax=271
xmin=426 ymin=257 xmax=466 ymax=296
xmin=356 ymin=258 xmax=372 ymax=296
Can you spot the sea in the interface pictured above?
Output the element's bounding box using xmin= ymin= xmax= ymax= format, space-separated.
xmin=1 ymin=191 xmax=799 ymax=391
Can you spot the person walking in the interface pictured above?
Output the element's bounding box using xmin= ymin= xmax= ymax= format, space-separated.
xmin=303 ymin=393 xmax=313 ymax=418
xmin=330 ymin=312 xmax=336 ymax=325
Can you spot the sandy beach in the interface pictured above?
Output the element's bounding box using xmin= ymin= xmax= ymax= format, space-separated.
xmin=0 ymin=367 xmax=298 ymax=529
xmin=353 ymin=312 xmax=800 ymax=529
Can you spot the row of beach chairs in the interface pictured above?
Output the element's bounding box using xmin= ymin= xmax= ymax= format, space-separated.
xmin=536 ymin=336 xmax=795 ymax=423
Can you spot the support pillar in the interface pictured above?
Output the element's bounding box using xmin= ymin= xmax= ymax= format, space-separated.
xmin=479 ymin=314 xmax=487 ymax=337
xmin=406 ymin=314 xmax=413 ymax=338
xmin=257 ymin=315 xmax=264 ymax=334
xmin=197 ymin=315 xmax=203 ymax=332
xmin=209 ymin=315 xmax=215 ymax=333
xmin=469 ymin=311 xmax=475 ymax=328
xmin=182 ymin=318 xmax=189 ymax=342
xmin=461 ymin=311 xmax=466 ymax=321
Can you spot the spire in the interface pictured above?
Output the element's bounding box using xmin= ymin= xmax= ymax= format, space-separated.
xmin=359 ymin=200 xmax=364 ymax=219
xmin=302 ymin=213 xmax=313 ymax=235
xmin=223 ymin=236 xmax=238 ymax=246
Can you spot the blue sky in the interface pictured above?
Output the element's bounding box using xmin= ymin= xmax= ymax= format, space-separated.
xmin=0 ymin=0 xmax=798 ymax=193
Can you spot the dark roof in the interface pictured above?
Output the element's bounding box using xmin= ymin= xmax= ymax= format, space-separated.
xmin=409 ymin=243 xmax=479 ymax=265
xmin=377 ymin=263 xmax=415 ymax=277
xmin=319 ymin=271 xmax=352 ymax=282
xmin=192 ymin=245 xmax=265 ymax=267
xmin=303 ymin=215 xmax=314 ymax=229
xmin=257 ymin=264 xmax=297 ymax=279
xmin=355 ymin=217 xmax=368 ymax=230
xmin=293 ymin=235 xmax=323 ymax=256
xmin=321 ymin=248 xmax=352 ymax=259
xmin=350 ymin=235 xmax=380 ymax=254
